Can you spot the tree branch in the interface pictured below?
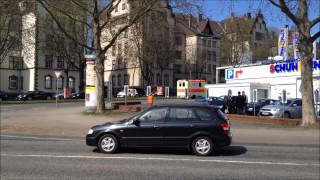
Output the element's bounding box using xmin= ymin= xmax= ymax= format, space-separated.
xmin=310 ymin=17 xmax=320 ymax=28
xmin=70 ymin=0 xmax=93 ymax=15
xmin=269 ymin=0 xmax=300 ymax=25
xmin=45 ymin=1 xmax=92 ymax=28
xmin=311 ymin=31 xmax=320 ymax=42
xmin=37 ymin=0 xmax=94 ymax=50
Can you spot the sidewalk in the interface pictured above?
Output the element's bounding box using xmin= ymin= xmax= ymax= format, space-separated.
xmin=1 ymin=105 xmax=319 ymax=145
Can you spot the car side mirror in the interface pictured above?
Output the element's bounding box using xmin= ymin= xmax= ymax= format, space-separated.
xmin=132 ymin=118 xmax=140 ymax=126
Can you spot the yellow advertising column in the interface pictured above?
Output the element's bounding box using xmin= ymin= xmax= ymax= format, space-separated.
xmin=85 ymin=54 xmax=97 ymax=112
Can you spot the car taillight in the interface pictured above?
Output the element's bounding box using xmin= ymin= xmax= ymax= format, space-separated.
xmin=220 ymin=122 xmax=230 ymax=135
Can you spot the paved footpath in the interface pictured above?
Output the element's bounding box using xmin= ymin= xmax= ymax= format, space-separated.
xmin=1 ymin=103 xmax=319 ymax=146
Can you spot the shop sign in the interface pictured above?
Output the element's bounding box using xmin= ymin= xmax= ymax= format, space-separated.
xmin=269 ymin=60 xmax=320 ymax=73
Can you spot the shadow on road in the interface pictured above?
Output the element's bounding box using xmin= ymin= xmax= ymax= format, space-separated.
xmin=91 ymin=145 xmax=247 ymax=156
xmin=214 ymin=146 xmax=247 ymax=156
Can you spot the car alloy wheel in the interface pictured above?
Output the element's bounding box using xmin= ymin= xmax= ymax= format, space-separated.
xmin=98 ymin=134 xmax=118 ymax=154
xmin=192 ymin=136 xmax=213 ymax=156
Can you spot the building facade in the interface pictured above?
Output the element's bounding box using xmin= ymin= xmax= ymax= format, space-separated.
xmin=0 ymin=0 xmax=83 ymax=94
xmin=103 ymin=0 xmax=221 ymax=93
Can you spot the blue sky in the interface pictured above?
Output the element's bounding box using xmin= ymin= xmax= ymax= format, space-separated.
xmin=202 ymin=0 xmax=320 ymax=36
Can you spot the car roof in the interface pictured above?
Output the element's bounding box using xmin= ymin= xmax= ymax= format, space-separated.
xmin=152 ymin=103 xmax=214 ymax=108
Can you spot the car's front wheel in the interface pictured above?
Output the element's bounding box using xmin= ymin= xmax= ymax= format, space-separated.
xmin=98 ymin=134 xmax=119 ymax=154
xmin=192 ymin=136 xmax=213 ymax=156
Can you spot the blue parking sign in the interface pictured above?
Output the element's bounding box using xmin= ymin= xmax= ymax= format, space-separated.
xmin=226 ymin=69 xmax=234 ymax=79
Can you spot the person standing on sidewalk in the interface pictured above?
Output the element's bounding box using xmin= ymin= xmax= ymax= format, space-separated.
xmin=242 ymin=91 xmax=248 ymax=114
xmin=236 ymin=91 xmax=243 ymax=114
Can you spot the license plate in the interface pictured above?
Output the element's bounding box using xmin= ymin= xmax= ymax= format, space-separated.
xmin=261 ymin=112 xmax=269 ymax=115
xmin=248 ymin=108 xmax=253 ymax=111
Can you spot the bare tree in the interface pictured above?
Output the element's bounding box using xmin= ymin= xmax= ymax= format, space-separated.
xmin=269 ymin=0 xmax=320 ymax=126
xmin=37 ymin=0 xmax=158 ymax=113
xmin=0 ymin=0 xmax=22 ymax=64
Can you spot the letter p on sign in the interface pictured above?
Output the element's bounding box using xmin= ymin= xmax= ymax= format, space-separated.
xmin=226 ymin=69 xmax=234 ymax=79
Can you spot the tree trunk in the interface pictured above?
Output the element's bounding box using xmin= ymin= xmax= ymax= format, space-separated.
xmin=300 ymin=39 xmax=316 ymax=126
xmin=95 ymin=52 xmax=105 ymax=113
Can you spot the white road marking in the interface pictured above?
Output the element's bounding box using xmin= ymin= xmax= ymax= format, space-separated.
xmin=1 ymin=154 xmax=319 ymax=167
xmin=0 ymin=135 xmax=76 ymax=141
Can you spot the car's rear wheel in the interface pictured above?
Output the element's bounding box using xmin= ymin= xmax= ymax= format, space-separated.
xmin=192 ymin=136 xmax=213 ymax=156
xmin=98 ymin=134 xmax=118 ymax=154
xmin=284 ymin=112 xmax=291 ymax=118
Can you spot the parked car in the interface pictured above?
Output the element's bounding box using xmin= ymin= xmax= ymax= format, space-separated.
xmin=86 ymin=104 xmax=232 ymax=156
xmin=117 ymin=89 xmax=138 ymax=98
xmin=259 ymin=98 xmax=302 ymax=119
xmin=0 ymin=91 xmax=9 ymax=101
xmin=135 ymin=87 xmax=146 ymax=97
xmin=194 ymin=96 xmax=225 ymax=111
xmin=16 ymin=91 xmax=54 ymax=101
xmin=72 ymin=91 xmax=85 ymax=99
xmin=246 ymin=99 xmax=280 ymax=115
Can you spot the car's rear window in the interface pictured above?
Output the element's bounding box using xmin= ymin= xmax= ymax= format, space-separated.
xmin=195 ymin=108 xmax=217 ymax=121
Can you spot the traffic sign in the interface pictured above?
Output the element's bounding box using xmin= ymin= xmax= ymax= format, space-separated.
xmin=54 ymin=71 xmax=62 ymax=78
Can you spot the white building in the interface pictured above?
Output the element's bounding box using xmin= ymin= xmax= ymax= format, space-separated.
xmin=206 ymin=60 xmax=320 ymax=102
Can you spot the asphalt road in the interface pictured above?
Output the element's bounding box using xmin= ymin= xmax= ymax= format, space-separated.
xmin=1 ymin=135 xmax=319 ymax=180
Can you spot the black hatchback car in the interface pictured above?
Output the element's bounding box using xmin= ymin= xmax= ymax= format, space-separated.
xmin=86 ymin=104 xmax=232 ymax=156
xmin=16 ymin=91 xmax=53 ymax=101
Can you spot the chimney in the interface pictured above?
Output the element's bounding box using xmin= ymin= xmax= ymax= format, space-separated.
xmin=198 ymin=13 xmax=203 ymax=22
xmin=231 ymin=12 xmax=235 ymax=20
xmin=247 ymin=12 xmax=251 ymax=19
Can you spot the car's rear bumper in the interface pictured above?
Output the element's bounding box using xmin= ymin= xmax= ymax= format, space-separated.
xmin=214 ymin=135 xmax=232 ymax=147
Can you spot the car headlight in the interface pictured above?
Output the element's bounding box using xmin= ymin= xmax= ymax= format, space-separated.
xmin=87 ymin=129 xmax=94 ymax=135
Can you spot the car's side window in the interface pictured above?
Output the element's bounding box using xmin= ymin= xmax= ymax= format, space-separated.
xmin=168 ymin=108 xmax=198 ymax=122
xmin=195 ymin=108 xmax=214 ymax=121
xmin=138 ymin=108 xmax=167 ymax=123
xmin=295 ymin=100 xmax=302 ymax=106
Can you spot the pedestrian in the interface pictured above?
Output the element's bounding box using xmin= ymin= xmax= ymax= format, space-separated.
xmin=242 ymin=91 xmax=248 ymax=114
xmin=236 ymin=91 xmax=243 ymax=114
xmin=225 ymin=89 xmax=233 ymax=113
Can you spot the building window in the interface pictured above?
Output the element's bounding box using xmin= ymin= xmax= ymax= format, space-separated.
xmin=212 ymin=51 xmax=216 ymax=61
xmin=207 ymin=39 xmax=211 ymax=47
xmin=45 ymin=75 xmax=52 ymax=89
xmin=112 ymin=75 xmax=116 ymax=87
xmin=118 ymin=58 xmax=122 ymax=69
xmin=112 ymin=45 xmax=116 ymax=56
xmin=124 ymin=42 xmax=128 ymax=55
xmin=118 ymin=43 xmax=122 ymax=56
xmin=124 ymin=74 xmax=129 ymax=85
xmin=45 ymin=55 xmax=53 ymax=69
xmin=212 ymin=41 xmax=216 ymax=48
xmin=68 ymin=77 xmax=75 ymax=90
xmin=57 ymin=56 xmax=64 ymax=69
xmin=202 ymin=38 xmax=206 ymax=46
xmin=175 ymin=51 xmax=182 ymax=59
xmin=122 ymin=3 xmax=126 ymax=10
xmin=255 ymin=32 xmax=264 ymax=41
xmin=9 ymin=56 xmax=22 ymax=69
xmin=156 ymin=73 xmax=161 ymax=85
xmin=9 ymin=75 xmax=18 ymax=89
xmin=207 ymin=64 xmax=212 ymax=73
xmin=57 ymin=76 xmax=64 ymax=89
xmin=164 ymin=74 xmax=169 ymax=86
xmin=112 ymin=60 xmax=116 ymax=70
xmin=175 ymin=36 xmax=182 ymax=45
xmin=124 ymin=29 xmax=128 ymax=38
xmin=117 ymin=74 xmax=122 ymax=86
